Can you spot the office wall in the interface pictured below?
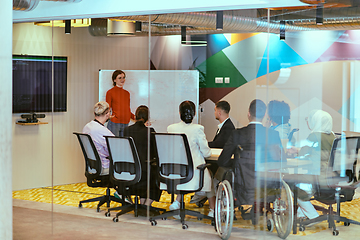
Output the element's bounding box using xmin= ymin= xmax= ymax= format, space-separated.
xmin=12 ymin=23 xmax=149 ymax=190
xmin=13 ymin=24 xmax=360 ymax=190
xmin=151 ymin=31 xmax=360 ymax=142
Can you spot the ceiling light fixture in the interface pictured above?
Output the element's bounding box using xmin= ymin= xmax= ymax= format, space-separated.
xmin=316 ymin=4 xmax=324 ymax=25
xmin=181 ymin=26 xmax=186 ymax=44
xmin=180 ymin=26 xmax=207 ymax=46
xmin=280 ymin=20 xmax=285 ymax=40
xmin=135 ymin=21 xmax=142 ymax=32
xmin=216 ymin=11 xmax=223 ymax=30
xmin=65 ymin=20 xmax=71 ymax=34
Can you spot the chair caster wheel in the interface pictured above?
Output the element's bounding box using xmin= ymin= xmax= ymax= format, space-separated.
xmin=96 ymin=208 xmax=100 ymax=212
xmin=105 ymin=212 xmax=110 ymax=217
xmin=197 ymin=217 xmax=203 ymax=220
xmin=299 ymin=226 xmax=305 ymax=231
xmin=267 ymin=219 xmax=274 ymax=232
xmin=113 ymin=217 xmax=119 ymax=222
xmin=211 ymin=220 xmax=215 ymax=226
xmin=78 ymin=203 xmax=82 ymax=208
xmin=150 ymin=220 xmax=157 ymax=226
xmin=162 ymin=217 xmax=167 ymax=220
xmin=182 ymin=224 xmax=188 ymax=229
xmin=344 ymin=222 xmax=350 ymax=226
xmin=333 ymin=230 xmax=339 ymax=236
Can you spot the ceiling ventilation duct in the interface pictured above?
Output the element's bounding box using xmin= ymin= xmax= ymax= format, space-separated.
xmin=13 ymin=0 xmax=40 ymax=11
xmin=111 ymin=12 xmax=309 ymax=35
xmin=13 ymin=0 xmax=82 ymax=11
xmin=107 ymin=20 xmax=135 ymax=36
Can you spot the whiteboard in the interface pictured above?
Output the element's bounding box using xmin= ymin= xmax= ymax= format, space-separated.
xmin=99 ymin=70 xmax=199 ymax=133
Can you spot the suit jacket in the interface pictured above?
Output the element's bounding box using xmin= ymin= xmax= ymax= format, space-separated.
xmin=123 ymin=121 xmax=162 ymax=201
xmin=123 ymin=121 xmax=156 ymax=171
xmin=208 ymin=118 xmax=235 ymax=148
xmin=167 ymin=121 xmax=212 ymax=192
xmin=218 ymin=123 xmax=283 ymax=204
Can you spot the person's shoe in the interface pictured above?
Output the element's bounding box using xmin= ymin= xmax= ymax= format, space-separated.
xmin=208 ymin=208 xmax=214 ymax=218
xmin=190 ymin=194 xmax=207 ymax=204
xmin=298 ymin=217 xmax=318 ymax=227
xmin=114 ymin=192 xmax=133 ymax=204
xmin=169 ymin=200 xmax=180 ymax=211
xmin=124 ymin=196 xmax=133 ymax=204
xmin=114 ymin=191 xmax=121 ymax=199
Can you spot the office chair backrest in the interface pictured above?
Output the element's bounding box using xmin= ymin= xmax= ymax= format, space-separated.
xmin=327 ymin=136 xmax=360 ymax=188
xmin=105 ymin=136 xmax=141 ymax=185
xmin=74 ymin=132 xmax=102 ymax=177
xmin=153 ymin=133 xmax=194 ymax=192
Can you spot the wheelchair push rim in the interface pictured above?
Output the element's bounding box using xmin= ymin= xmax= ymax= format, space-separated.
xmin=215 ymin=180 xmax=234 ymax=240
xmin=273 ymin=180 xmax=294 ymax=239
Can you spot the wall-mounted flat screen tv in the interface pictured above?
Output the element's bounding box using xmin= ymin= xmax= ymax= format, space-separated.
xmin=12 ymin=55 xmax=67 ymax=113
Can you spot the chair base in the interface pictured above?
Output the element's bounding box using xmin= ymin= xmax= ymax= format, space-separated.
xmin=79 ymin=187 xmax=124 ymax=212
xmin=149 ymin=194 xmax=214 ymax=229
xmin=107 ymin=195 xmax=166 ymax=219
xmin=298 ymin=204 xmax=360 ymax=235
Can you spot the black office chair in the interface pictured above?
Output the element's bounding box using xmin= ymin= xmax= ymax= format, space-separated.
xmin=298 ymin=136 xmax=360 ymax=235
xmin=104 ymin=136 xmax=165 ymax=221
xmin=149 ymin=133 xmax=214 ymax=229
xmin=73 ymin=132 xmax=123 ymax=212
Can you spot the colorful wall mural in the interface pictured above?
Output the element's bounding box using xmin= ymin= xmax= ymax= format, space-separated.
xmin=150 ymin=30 xmax=360 ymax=142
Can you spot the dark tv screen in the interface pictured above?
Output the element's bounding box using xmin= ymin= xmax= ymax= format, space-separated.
xmin=12 ymin=55 xmax=67 ymax=113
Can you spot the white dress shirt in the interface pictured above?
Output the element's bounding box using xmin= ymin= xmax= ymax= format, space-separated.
xmin=83 ymin=120 xmax=114 ymax=169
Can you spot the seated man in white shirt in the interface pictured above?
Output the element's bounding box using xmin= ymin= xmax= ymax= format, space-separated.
xmin=83 ymin=101 xmax=114 ymax=175
xmin=83 ymin=101 xmax=132 ymax=203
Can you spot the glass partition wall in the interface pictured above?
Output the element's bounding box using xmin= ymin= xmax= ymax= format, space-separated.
xmin=12 ymin=21 xmax=55 ymax=237
xmin=12 ymin=17 xmax=152 ymax=234
xmin=12 ymin=3 xmax=360 ymax=239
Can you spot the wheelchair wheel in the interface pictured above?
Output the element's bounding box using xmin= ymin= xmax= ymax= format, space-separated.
xmin=273 ymin=180 xmax=294 ymax=239
xmin=215 ymin=180 xmax=234 ymax=240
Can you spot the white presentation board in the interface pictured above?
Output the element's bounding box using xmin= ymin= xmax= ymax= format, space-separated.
xmin=99 ymin=70 xmax=199 ymax=133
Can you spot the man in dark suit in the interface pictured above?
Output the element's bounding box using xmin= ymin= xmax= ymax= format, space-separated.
xmin=208 ymin=101 xmax=235 ymax=148
xmin=218 ymin=99 xmax=284 ymax=206
xmin=191 ymin=101 xmax=235 ymax=204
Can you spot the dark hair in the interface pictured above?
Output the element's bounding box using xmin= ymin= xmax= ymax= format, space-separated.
xmin=268 ymin=100 xmax=290 ymax=125
xmin=249 ymin=99 xmax=266 ymax=120
xmin=179 ymin=101 xmax=195 ymax=124
xmin=215 ymin=101 xmax=230 ymax=114
xmin=135 ymin=105 xmax=149 ymax=123
xmin=111 ymin=70 xmax=126 ymax=86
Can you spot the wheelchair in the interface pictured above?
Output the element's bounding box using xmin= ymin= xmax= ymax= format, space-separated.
xmin=214 ymin=169 xmax=293 ymax=240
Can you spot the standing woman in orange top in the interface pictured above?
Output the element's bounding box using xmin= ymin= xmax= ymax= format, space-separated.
xmin=106 ymin=70 xmax=135 ymax=137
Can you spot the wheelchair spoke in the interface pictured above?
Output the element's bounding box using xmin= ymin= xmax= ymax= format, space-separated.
xmin=273 ymin=180 xmax=294 ymax=239
xmin=215 ymin=180 xmax=234 ymax=240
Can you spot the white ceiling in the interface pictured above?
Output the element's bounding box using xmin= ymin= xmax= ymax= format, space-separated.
xmin=13 ymin=0 xmax=308 ymax=23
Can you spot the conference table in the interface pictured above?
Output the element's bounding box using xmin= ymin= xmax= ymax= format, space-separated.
xmin=206 ymin=148 xmax=313 ymax=172
xmin=206 ymin=148 xmax=316 ymax=234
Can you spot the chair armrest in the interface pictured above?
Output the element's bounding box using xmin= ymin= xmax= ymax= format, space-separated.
xmin=197 ymin=163 xmax=211 ymax=170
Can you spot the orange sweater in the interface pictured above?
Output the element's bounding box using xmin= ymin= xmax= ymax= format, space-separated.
xmin=106 ymin=86 xmax=135 ymax=124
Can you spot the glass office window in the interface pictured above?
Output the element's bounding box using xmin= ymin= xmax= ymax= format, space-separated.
xmin=12 ymin=2 xmax=360 ymax=239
